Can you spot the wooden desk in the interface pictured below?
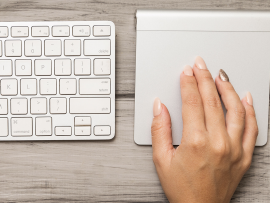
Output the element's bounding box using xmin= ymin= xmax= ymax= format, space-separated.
xmin=0 ymin=0 xmax=269 ymax=202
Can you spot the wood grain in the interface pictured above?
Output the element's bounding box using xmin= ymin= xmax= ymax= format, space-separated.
xmin=0 ymin=0 xmax=269 ymax=202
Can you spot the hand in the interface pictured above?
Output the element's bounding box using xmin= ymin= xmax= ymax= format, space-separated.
xmin=151 ymin=56 xmax=258 ymax=203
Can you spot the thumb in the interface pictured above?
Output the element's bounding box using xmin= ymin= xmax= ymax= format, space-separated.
xmin=151 ymin=98 xmax=174 ymax=166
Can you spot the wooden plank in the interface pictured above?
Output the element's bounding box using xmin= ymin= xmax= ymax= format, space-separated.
xmin=0 ymin=0 xmax=269 ymax=202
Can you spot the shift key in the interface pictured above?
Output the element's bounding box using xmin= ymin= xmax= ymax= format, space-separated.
xmin=70 ymin=98 xmax=110 ymax=114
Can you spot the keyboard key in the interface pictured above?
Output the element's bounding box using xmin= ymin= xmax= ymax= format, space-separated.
xmin=79 ymin=78 xmax=110 ymax=95
xmin=0 ymin=60 xmax=12 ymax=76
xmin=93 ymin=26 xmax=111 ymax=36
xmin=94 ymin=59 xmax=111 ymax=75
xmin=55 ymin=126 xmax=71 ymax=136
xmin=75 ymin=126 xmax=91 ymax=136
xmin=84 ymin=39 xmax=110 ymax=56
xmin=5 ymin=40 xmax=22 ymax=57
xmin=60 ymin=78 xmax=76 ymax=95
xmin=40 ymin=78 xmax=57 ymax=95
xmin=73 ymin=26 xmax=90 ymax=37
xmin=0 ymin=99 xmax=8 ymax=115
xmin=45 ymin=40 xmax=61 ymax=56
xmin=0 ymin=27 xmax=8 ymax=38
xmin=0 ymin=118 xmax=8 ymax=136
xmin=11 ymin=26 xmax=29 ymax=37
xmin=52 ymin=26 xmax=69 ymax=37
xmin=74 ymin=58 xmax=91 ymax=75
xmin=50 ymin=98 xmax=67 ymax=114
xmin=64 ymin=39 xmax=81 ymax=56
xmin=11 ymin=117 xmax=32 ymax=136
xmin=75 ymin=116 xmax=91 ymax=126
xmin=1 ymin=79 xmax=17 ymax=96
xmin=30 ymin=98 xmax=47 ymax=114
xmin=32 ymin=26 xmax=49 ymax=37
xmin=25 ymin=40 xmax=42 ymax=56
xmin=94 ymin=126 xmax=111 ymax=135
xmin=70 ymin=98 xmax=110 ymax=114
xmin=35 ymin=117 xmax=52 ymax=136
xmin=54 ymin=59 xmax=71 ymax=76
xmin=11 ymin=98 xmax=28 ymax=115
xmin=15 ymin=60 xmax=32 ymax=76
xmin=35 ymin=59 xmax=52 ymax=76
xmin=20 ymin=79 xmax=37 ymax=95
xmin=0 ymin=41 xmax=2 ymax=56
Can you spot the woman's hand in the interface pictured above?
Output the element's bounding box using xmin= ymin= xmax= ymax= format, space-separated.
xmin=151 ymin=56 xmax=258 ymax=203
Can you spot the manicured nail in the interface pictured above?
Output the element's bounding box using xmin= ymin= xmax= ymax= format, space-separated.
xmin=183 ymin=65 xmax=193 ymax=76
xmin=195 ymin=56 xmax=207 ymax=70
xmin=246 ymin=92 xmax=253 ymax=106
xmin=153 ymin=97 xmax=162 ymax=117
xmin=219 ymin=69 xmax=229 ymax=82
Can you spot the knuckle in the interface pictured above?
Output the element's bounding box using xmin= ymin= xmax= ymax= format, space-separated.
xmin=242 ymin=156 xmax=253 ymax=171
xmin=232 ymin=148 xmax=243 ymax=163
xmin=202 ymin=72 xmax=214 ymax=82
xmin=151 ymin=119 xmax=163 ymax=135
xmin=233 ymin=104 xmax=246 ymax=120
xmin=212 ymin=141 xmax=230 ymax=157
xmin=206 ymin=96 xmax=222 ymax=108
xmin=188 ymin=130 xmax=207 ymax=149
xmin=184 ymin=94 xmax=201 ymax=108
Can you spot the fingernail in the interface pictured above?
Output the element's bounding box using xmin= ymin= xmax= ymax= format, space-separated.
xmin=219 ymin=69 xmax=229 ymax=82
xmin=195 ymin=56 xmax=207 ymax=70
xmin=153 ymin=97 xmax=162 ymax=117
xmin=246 ymin=92 xmax=253 ymax=106
xmin=183 ymin=65 xmax=193 ymax=76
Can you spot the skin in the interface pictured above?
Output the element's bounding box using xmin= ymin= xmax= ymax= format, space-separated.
xmin=151 ymin=57 xmax=258 ymax=203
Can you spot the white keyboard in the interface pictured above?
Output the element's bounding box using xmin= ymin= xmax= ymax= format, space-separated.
xmin=0 ymin=21 xmax=115 ymax=141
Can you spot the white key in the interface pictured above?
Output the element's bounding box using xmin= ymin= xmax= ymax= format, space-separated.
xmin=50 ymin=98 xmax=67 ymax=114
xmin=1 ymin=79 xmax=17 ymax=96
xmin=30 ymin=98 xmax=47 ymax=114
xmin=64 ymin=39 xmax=81 ymax=56
xmin=0 ymin=99 xmax=8 ymax=115
xmin=94 ymin=126 xmax=111 ymax=135
xmin=60 ymin=78 xmax=76 ymax=95
xmin=11 ymin=27 xmax=29 ymax=37
xmin=75 ymin=117 xmax=91 ymax=126
xmin=32 ymin=26 xmax=49 ymax=37
xmin=74 ymin=59 xmax=91 ymax=75
xmin=0 ymin=60 xmax=12 ymax=76
xmin=40 ymin=79 xmax=57 ymax=95
xmin=45 ymin=40 xmax=61 ymax=56
xmin=11 ymin=117 xmax=32 ymax=136
xmin=75 ymin=126 xmax=91 ymax=136
xmin=35 ymin=59 xmax=52 ymax=76
xmin=36 ymin=117 xmax=52 ymax=136
xmin=54 ymin=59 xmax=71 ymax=76
xmin=5 ymin=40 xmax=22 ymax=57
xmin=55 ymin=126 xmax=72 ymax=136
xmin=15 ymin=60 xmax=32 ymax=76
xmin=93 ymin=26 xmax=111 ymax=36
xmin=84 ymin=39 xmax=110 ymax=56
xmin=52 ymin=26 xmax=69 ymax=37
xmin=0 ymin=41 xmax=2 ymax=56
xmin=73 ymin=26 xmax=90 ymax=37
xmin=11 ymin=98 xmax=28 ymax=115
xmin=0 ymin=27 xmax=8 ymax=38
xmin=0 ymin=118 xmax=8 ymax=136
xmin=70 ymin=98 xmax=110 ymax=114
xmin=94 ymin=59 xmax=111 ymax=75
xmin=79 ymin=78 xmax=110 ymax=95
xmin=25 ymin=40 xmax=42 ymax=56
xmin=20 ymin=79 xmax=37 ymax=95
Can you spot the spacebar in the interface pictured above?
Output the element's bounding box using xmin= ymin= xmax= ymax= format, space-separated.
xmin=70 ymin=97 xmax=111 ymax=114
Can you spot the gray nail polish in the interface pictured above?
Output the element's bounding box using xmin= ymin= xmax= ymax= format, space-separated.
xmin=219 ymin=69 xmax=229 ymax=82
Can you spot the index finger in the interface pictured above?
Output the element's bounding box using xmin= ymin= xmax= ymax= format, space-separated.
xmin=181 ymin=65 xmax=205 ymax=133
